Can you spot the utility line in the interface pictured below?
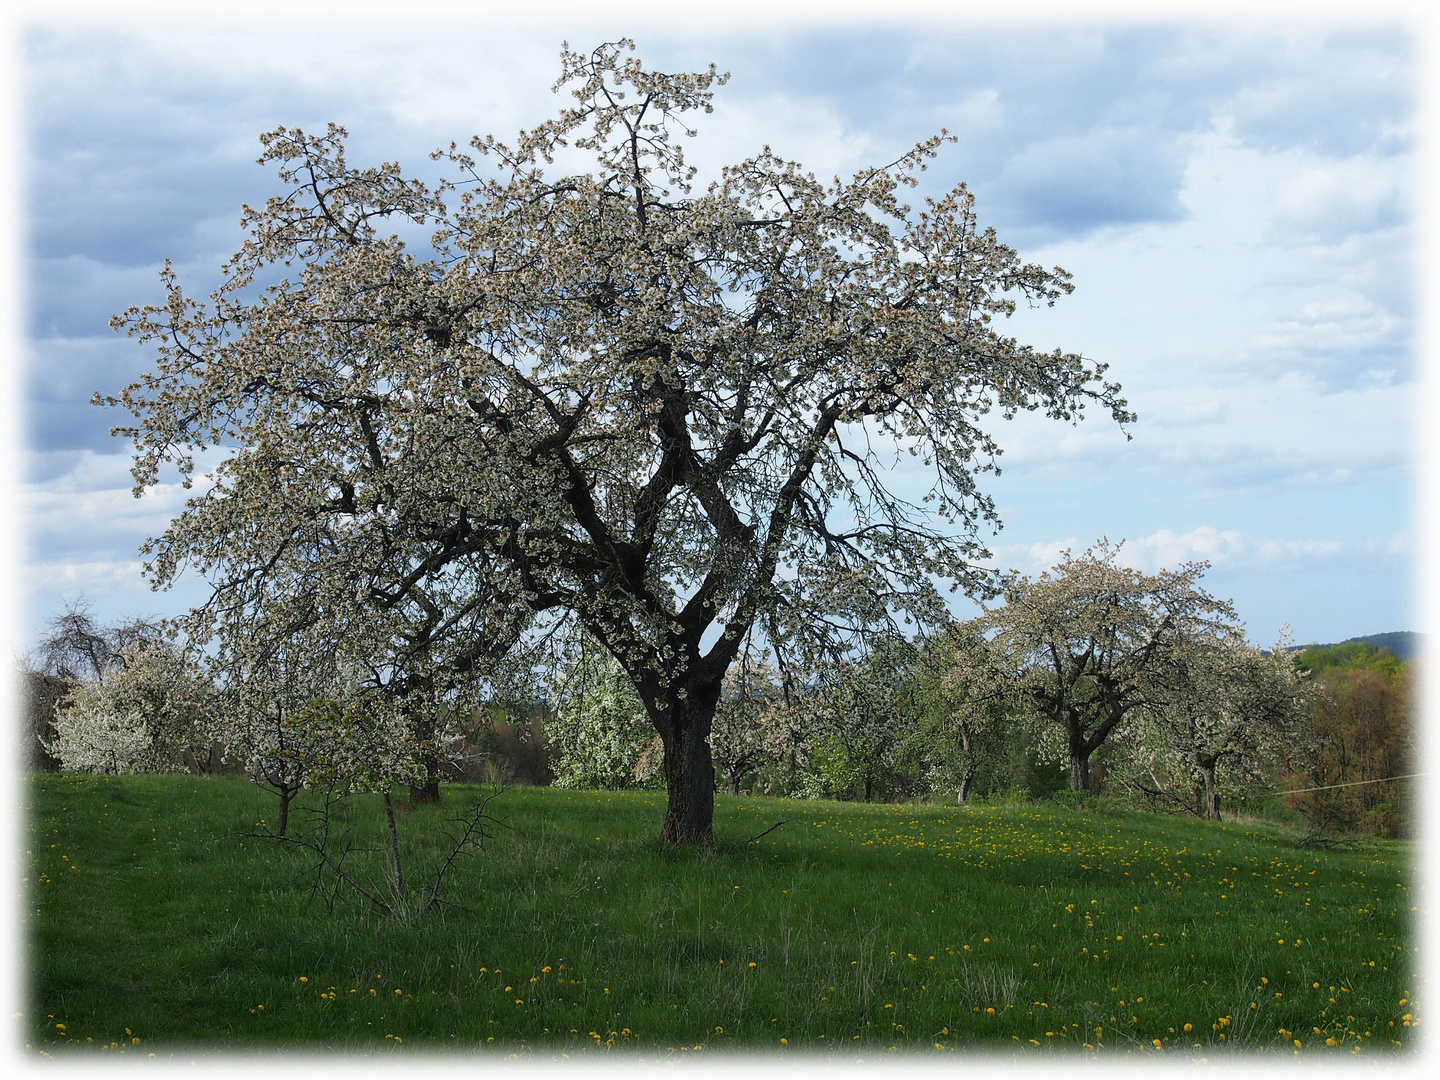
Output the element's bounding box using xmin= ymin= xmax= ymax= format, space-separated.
xmin=1273 ymin=773 xmax=1425 ymax=796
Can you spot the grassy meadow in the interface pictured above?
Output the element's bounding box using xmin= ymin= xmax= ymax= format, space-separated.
xmin=24 ymin=773 xmax=1419 ymax=1059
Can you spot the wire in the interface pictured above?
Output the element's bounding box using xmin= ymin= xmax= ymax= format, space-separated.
xmin=1273 ymin=772 xmax=1425 ymax=796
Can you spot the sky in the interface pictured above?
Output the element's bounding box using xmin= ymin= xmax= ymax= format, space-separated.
xmin=4 ymin=1 xmax=1431 ymax=659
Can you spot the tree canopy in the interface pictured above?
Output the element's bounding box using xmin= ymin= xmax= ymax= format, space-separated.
xmin=981 ymin=541 xmax=1235 ymax=792
xmin=106 ymin=41 xmax=1132 ymax=844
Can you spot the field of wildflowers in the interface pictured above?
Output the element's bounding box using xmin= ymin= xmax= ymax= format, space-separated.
xmin=24 ymin=774 xmax=1418 ymax=1059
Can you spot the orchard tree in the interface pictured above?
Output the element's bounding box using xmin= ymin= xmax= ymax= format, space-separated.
xmin=709 ymin=646 xmax=782 ymax=796
xmin=811 ymin=637 xmax=921 ymax=801
xmin=36 ymin=599 xmax=164 ymax=684
xmin=547 ymin=634 xmax=654 ymax=789
xmin=106 ymin=41 xmax=1131 ymax=845
xmin=912 ymin=621 xmax=1011 ymax=803
xmin=984 ymin=541 xmax=1235 ymax=793
xmin=1145 ymin=629 xmax=1315 ymax=820
xmin=46 ymin=638 xmax=214 ymax=774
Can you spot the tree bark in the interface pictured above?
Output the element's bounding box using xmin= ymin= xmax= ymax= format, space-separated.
xmin=409 ymin=708 xmax=444 ymax=803
xmin=276 ymin=784 xmax=295 ymax=838
xmin=383 ymin=792 xmax=406 ymax=895
xmin=409 ymin=776 xmax=442 ymax=804
xmin=655 ymin=683 xmax=722 ymax=846
xmin=1070 ymin=753 xmax=1090 ymax=793
xmin=660 ymin=718 xmax=717 ymax=845
xmin=958 ymin=766 xmax=975 ymax=804
xmin=1199 ymin=759 xmax=1220 ymax=821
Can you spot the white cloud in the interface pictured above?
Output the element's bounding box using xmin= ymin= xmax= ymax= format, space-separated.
xmin=23 ymin=559 xmax=148 ymax=594
xmin=931 ymin=87 xmax=1004 ymax=133
xmin=995 ymin=526 xmax=1350 ymax=577
xmin=1270 ymin=160 xmax=1404 ymax=245
xmin=1252 ymin=295 xmax=1404 ymax=362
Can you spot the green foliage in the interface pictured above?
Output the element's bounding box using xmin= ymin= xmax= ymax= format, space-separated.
xmin=1294 ymin=641 xmax=1405 ymax=679
xmin=27 ymin=774 xmax=1418 ymax=1056
xmin=1283 ymin=646 xmax=1415 ymax=839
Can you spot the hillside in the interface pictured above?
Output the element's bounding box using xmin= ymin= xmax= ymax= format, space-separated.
xmin=1303 ymin=631 xmax=1424 ymax=661
xmin=26 ymin=774 xmax=1417 ymax=1058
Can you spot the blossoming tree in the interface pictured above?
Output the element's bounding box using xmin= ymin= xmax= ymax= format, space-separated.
xmin=1144 ymin=628 xmax=1315 ymax=819
xmin=47 ymin=638 xmax=214 ymax=775
xmin=106 ymin=41 xmax=1131 ymax=844
xmin=983 ymin=542 xmax=1237 ymax=793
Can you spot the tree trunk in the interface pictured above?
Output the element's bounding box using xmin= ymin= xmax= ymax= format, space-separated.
xmin=727 ymin=768 xmax=742 ymax=796
xmin=383 ymin=792 xmax=406 ymax=895
xmin=655 ymin=683 xmax=722 ymax=846
xmin=409 ymin=708 xmax=444 ymax=803
xmin=958 ymin=727 xmax=975 ymax=803
xmin=277 ymin=784 xmax=295 ymax=838
xmin=1200 ymin=760 xmax=1220 ymax=821
xmin=1070 ymin=753 xmax=1090 ymax=793
xmin=660 ymin=718 xmax=716 ymax=845
xmin=409 ymin=775 xmax=442 ymax=804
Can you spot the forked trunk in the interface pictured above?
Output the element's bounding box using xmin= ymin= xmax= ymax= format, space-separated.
xmin=958 ymin=728 xmax=975 ymax=803
xmin=958 ymin=767 xmax=975 ymax=804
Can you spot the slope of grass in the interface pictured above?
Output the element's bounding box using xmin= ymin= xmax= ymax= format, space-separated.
xmin=23 ymin=773 xmax=1419 ymax=1059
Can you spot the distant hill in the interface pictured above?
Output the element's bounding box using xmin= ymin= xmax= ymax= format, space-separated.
xmin=1300 ymin=631 xmax=1425 ymax=661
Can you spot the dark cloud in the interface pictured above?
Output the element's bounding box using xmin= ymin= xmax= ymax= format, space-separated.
xmin=979 ymin=127 xmax=1187 ymax=243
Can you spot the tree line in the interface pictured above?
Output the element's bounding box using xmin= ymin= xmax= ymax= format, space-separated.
xmin=20 ymin=542 xmax=1416 ymax=839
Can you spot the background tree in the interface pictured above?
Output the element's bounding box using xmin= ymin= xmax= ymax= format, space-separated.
xmin=809 ymin=638 xmax=921 ymax=801
xmin=35 ymin=599 xmax=164 ymax=684
xmin=907 ymin=622 xmax=1011 ymax=803
xmin=984 ymin=541 xmax=1236 ymax=792
xmin=546 ymin=634 xmax=654 ymax=790
xmin=709 ymin=646 xmax=782 ymax=796
xmin=1286 ymin=642 xmax=1415 ymax=838
xmin=46 ymin=637 xmax=215 ymax=775
xmin=207 ymin=615 xmax=409 ymax=836
xmin=23 ymin=601 xmax=173 ymax=773
xmin=106 ymin=41 xmax=1131 ymax=844
xmin=1143 ymin=629 xmax=1315 ymax=820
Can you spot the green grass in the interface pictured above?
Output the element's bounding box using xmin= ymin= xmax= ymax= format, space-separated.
xmin=24 ymin=773 xmax=1419 ymax=1060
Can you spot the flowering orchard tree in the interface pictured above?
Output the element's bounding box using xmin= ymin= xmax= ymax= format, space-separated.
xmin=1145 ymin=629 xmax=1315 ymax=820
xmin=810 ymin=638 xmax=922 ymax=801
xmin=709 ymin=648 xmax=783 ymax=796
xmin=207 ymin=615 xmax=451 ymax=835
xmin=47 ymin=639 xmax=214 ymax=774
xmin=915 ymin=622 xmax=1012 ymax=803
xmin=106 ymin=41 xmax=1131 ymax=845
xmin=547 ymin=635 xmax=654 ymax=790
xmin=983 ymin=542 xmax=1237 ymax=793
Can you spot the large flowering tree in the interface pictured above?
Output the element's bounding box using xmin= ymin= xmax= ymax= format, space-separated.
xmin=106 ymin=41 xmax=1131 ymax=844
